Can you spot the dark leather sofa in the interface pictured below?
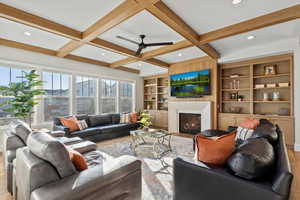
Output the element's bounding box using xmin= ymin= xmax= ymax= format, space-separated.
xmin=173 ymin=125 xmax=293 ymax=200
xmin=53 ymin=113 xmax=139 ymax=142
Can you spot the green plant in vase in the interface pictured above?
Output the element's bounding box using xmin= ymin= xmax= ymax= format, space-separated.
xmin=138 ymin=111 xmax=152 ymax=130
xmin=0 ymin=70 xmax=45 ymax=127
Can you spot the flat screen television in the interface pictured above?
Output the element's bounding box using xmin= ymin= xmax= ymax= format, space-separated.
xmin=170 ymin=69 xmax=211 ymax=97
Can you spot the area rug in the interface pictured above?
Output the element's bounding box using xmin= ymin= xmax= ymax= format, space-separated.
xmin=97 ymin=135 xmax=195 ymax=200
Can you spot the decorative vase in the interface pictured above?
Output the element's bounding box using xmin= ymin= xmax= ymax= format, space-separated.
xmin=273 ymin=92 xmax=280 ymax=101
xmin=263 ymin=92 xmax=269 ymax=101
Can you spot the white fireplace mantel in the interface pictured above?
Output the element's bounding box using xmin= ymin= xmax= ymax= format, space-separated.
xmin=168 ymin=101 xmax=212 ymax=133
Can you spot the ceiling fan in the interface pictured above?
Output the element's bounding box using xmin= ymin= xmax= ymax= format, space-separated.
xmin=116 ymin=34 xmax=174 ymax=56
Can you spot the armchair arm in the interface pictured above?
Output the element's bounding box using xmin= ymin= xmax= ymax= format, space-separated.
xmin=53 ymin=125 xmax=70 ymax=136
xmin=49 ymin=130 xmax=65 ymax=137
xmin=31 ymin=156 xmax=142 ymax=200
xmin=174 ymin=158 xmax=283 ymax=200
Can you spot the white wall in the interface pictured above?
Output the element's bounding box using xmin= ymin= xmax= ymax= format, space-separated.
xmin=0 ymin=46 xmax=144 ymax=118
xmin=218 ymin=37 xmax=300 ymax=151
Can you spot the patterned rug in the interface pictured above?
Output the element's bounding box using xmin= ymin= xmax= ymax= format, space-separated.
xmin=97 ymin=135 xmax=195 ymax=200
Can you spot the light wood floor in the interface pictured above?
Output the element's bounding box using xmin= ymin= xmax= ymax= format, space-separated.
xmin=1 ymin=148 xmax=300 ymax=200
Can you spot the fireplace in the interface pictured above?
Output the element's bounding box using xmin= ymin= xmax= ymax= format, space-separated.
xmin=179 ymin=113 xmax=201 ymax=134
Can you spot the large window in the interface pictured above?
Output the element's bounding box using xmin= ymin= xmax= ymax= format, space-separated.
xmin=0 ymin=66 xmax=28 ymax=118
xmin=43 ymin=72 xmax=70 ymax=121
xmin=76 ymin=76 xmax=96 ymax=115
xmin=119 ymin=81 xmax=134 ymax=113
xmin=101 ymin=79 xmax=117 ymax=113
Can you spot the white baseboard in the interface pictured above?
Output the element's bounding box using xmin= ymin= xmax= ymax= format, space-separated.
xmin=294 ymin=144 xmax=300 ymax=152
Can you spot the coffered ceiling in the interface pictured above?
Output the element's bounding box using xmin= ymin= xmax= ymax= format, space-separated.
xmin=0 ymin=0 xmax=299 ymax=76
xmin=0 ymin=18 xmax=70 ymax=50
xmin=99 ymin=10 xmax=184 ymax=52
xmin=0 ymin=0 xmax=124 ymax=31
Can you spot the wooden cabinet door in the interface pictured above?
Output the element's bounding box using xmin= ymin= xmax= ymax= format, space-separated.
xmin=218 ymin=115 xmax=235 ymax=131
xmin=273 ymin=118 xmax=294 ymax=147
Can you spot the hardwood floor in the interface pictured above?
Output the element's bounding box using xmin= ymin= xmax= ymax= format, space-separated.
xmin=1 ymin=150 xmax=300 ymax=200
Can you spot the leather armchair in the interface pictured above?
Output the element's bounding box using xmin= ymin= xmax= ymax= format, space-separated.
xmin=2 ymin=120 xmax=81 ymax=194
xmin=16 ymin=132 xmax=142 ymax=200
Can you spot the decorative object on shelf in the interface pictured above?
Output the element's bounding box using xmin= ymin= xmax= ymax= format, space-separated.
xmin=230 ymin=74 xmax=240 ymax=78
xmin=278 ymin=82 xmax=289 ymax=87
xmin=229 ymin=107 xmax=242 ymax=113
xmin=230 ymin=92 xmax=238 ymax=100
xmin=272 ymin=92 xmax=280 ymax=101
xmin=237 ymin=95 xmax=244 ymax=102
xmin=147 ymin=104 xmax=151 ymax=110
xmin=255 ymin=84 xmax=265 ymax=89
xmin=278 ymin=108 xmax=289 ymax=116
xmin=266 ymin=83 xmax=276 ymax=88
xmin=236 ymin=80 xmax=240 ymax=89
xmin=263 ymin=92 xmax=269 ymax=101
xmin=264 ymin=64 xmax=276 ymax=75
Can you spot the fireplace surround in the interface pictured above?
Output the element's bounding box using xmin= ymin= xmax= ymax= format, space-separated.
xmin=168 ymin=101 xmax=212 ymax=133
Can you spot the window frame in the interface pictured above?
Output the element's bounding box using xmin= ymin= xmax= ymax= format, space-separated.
xmin=41 ymin=71 xmax=71 ymax=122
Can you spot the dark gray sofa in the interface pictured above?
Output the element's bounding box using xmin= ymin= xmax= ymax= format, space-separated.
xmin=173 ymin=124 xmax=293 ymax=200
xmin=53 ymin=113 xmax=139 ymax=142
xmin=15 ymin=132 xmax=142 ymax=200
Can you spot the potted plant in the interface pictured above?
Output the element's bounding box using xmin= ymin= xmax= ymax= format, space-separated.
xmin=0 ymin=70 xmax=44 ymax=127
xmin=138 ymin=111 xmax=152 ymax=131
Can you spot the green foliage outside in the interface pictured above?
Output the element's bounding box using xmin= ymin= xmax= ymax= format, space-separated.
xmin=0 ymin=70 xmax=45 ymax=127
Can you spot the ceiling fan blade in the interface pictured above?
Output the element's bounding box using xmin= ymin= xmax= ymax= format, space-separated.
xmin=135 ymin=46 xmax=144 ymax=56
xmin=145 ymin=42 xmax=174 ymax=47
xmin=116 ymin=36 xmax=139 ymax=45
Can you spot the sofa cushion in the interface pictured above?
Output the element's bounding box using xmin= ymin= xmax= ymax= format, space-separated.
xmin=195 ymin=132 xmax=236 ymax=165
xmin=59 ymin=117 xmax=80 ymax=132
xmin=10 ymin=120 xmax=31 ymax=144
xmin=89 ymin=114 xmax=112 ymax=127
xmin=68 ymin=148 xmax=88 ymax=172
xmin=227 ymin=138 xmax=275 ymax=180
xmin=70 ymin=127 xmax=101 ymax=137
xmin=251 ymin=123 xmax=278 ymax=143
xmin=111 ymin=113 xmax=121 ymax=124
xmin=27 ymin=132 xmax=76 ymax=178
xmin=240 ymin=117 xmax=260 ymax=129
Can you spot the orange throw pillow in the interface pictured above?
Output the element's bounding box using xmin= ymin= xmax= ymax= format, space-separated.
xmin=240 ymin=117 xmax=260 ymax=129
xmin=59 ymin=117 xmax=80 ymax=132
xmin=196 ymin=132 xmax=236 ymax=165
xmin=130 ymin=112 xmax=138 ymax=123
xmin=69 ymin=149 xmax=88 ymax=171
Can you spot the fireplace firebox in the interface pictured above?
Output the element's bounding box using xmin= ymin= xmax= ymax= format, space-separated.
xmin=179 ymin=113 xmax=201 ymax=134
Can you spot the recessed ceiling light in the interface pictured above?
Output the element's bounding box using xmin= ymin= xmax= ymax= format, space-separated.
xmin=138 ymin=63 xmax=142 ymax=67
xmin=101 ymin=52 xmax=105 ymax=56
xmin=247 ymin=35 xmax=255 ymax=40
xmin=232 ymin=0 xmax=242 ymax=5
xmin=24 ymin=31 xmax=31 ymax=36
xmin=178 ymin=53 xmax=182 ymax=57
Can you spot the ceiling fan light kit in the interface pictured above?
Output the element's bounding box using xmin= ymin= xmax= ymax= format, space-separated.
xmin=117 ymin=34 xmax=174 ymax=55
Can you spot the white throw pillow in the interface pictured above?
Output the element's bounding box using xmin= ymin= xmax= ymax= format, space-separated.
xmin=235 ymin=126 xmax=254 ymax=145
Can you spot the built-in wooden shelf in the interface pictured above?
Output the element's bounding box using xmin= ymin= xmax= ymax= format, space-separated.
xmin=253 ymin=73 xmax=290 ymax=79
xmin=253 ymin=101 xmax=290 ymax=103
xmin=222 ymin=100 xmax=251 ymax=103
xmin=144 ymin=93 xmax=157 ymax=95
xmin=222 ymin=88 xmax=250 ymax=91
xmin=219 ymin=54 xmax=294 ymax=147
xmin=222 ymin=75 xmax=249 ymax=80
xmin=144 ymin=84 xmax=157 ymax=87
xmin=254 ymin=86 xmax=290 ymax=90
